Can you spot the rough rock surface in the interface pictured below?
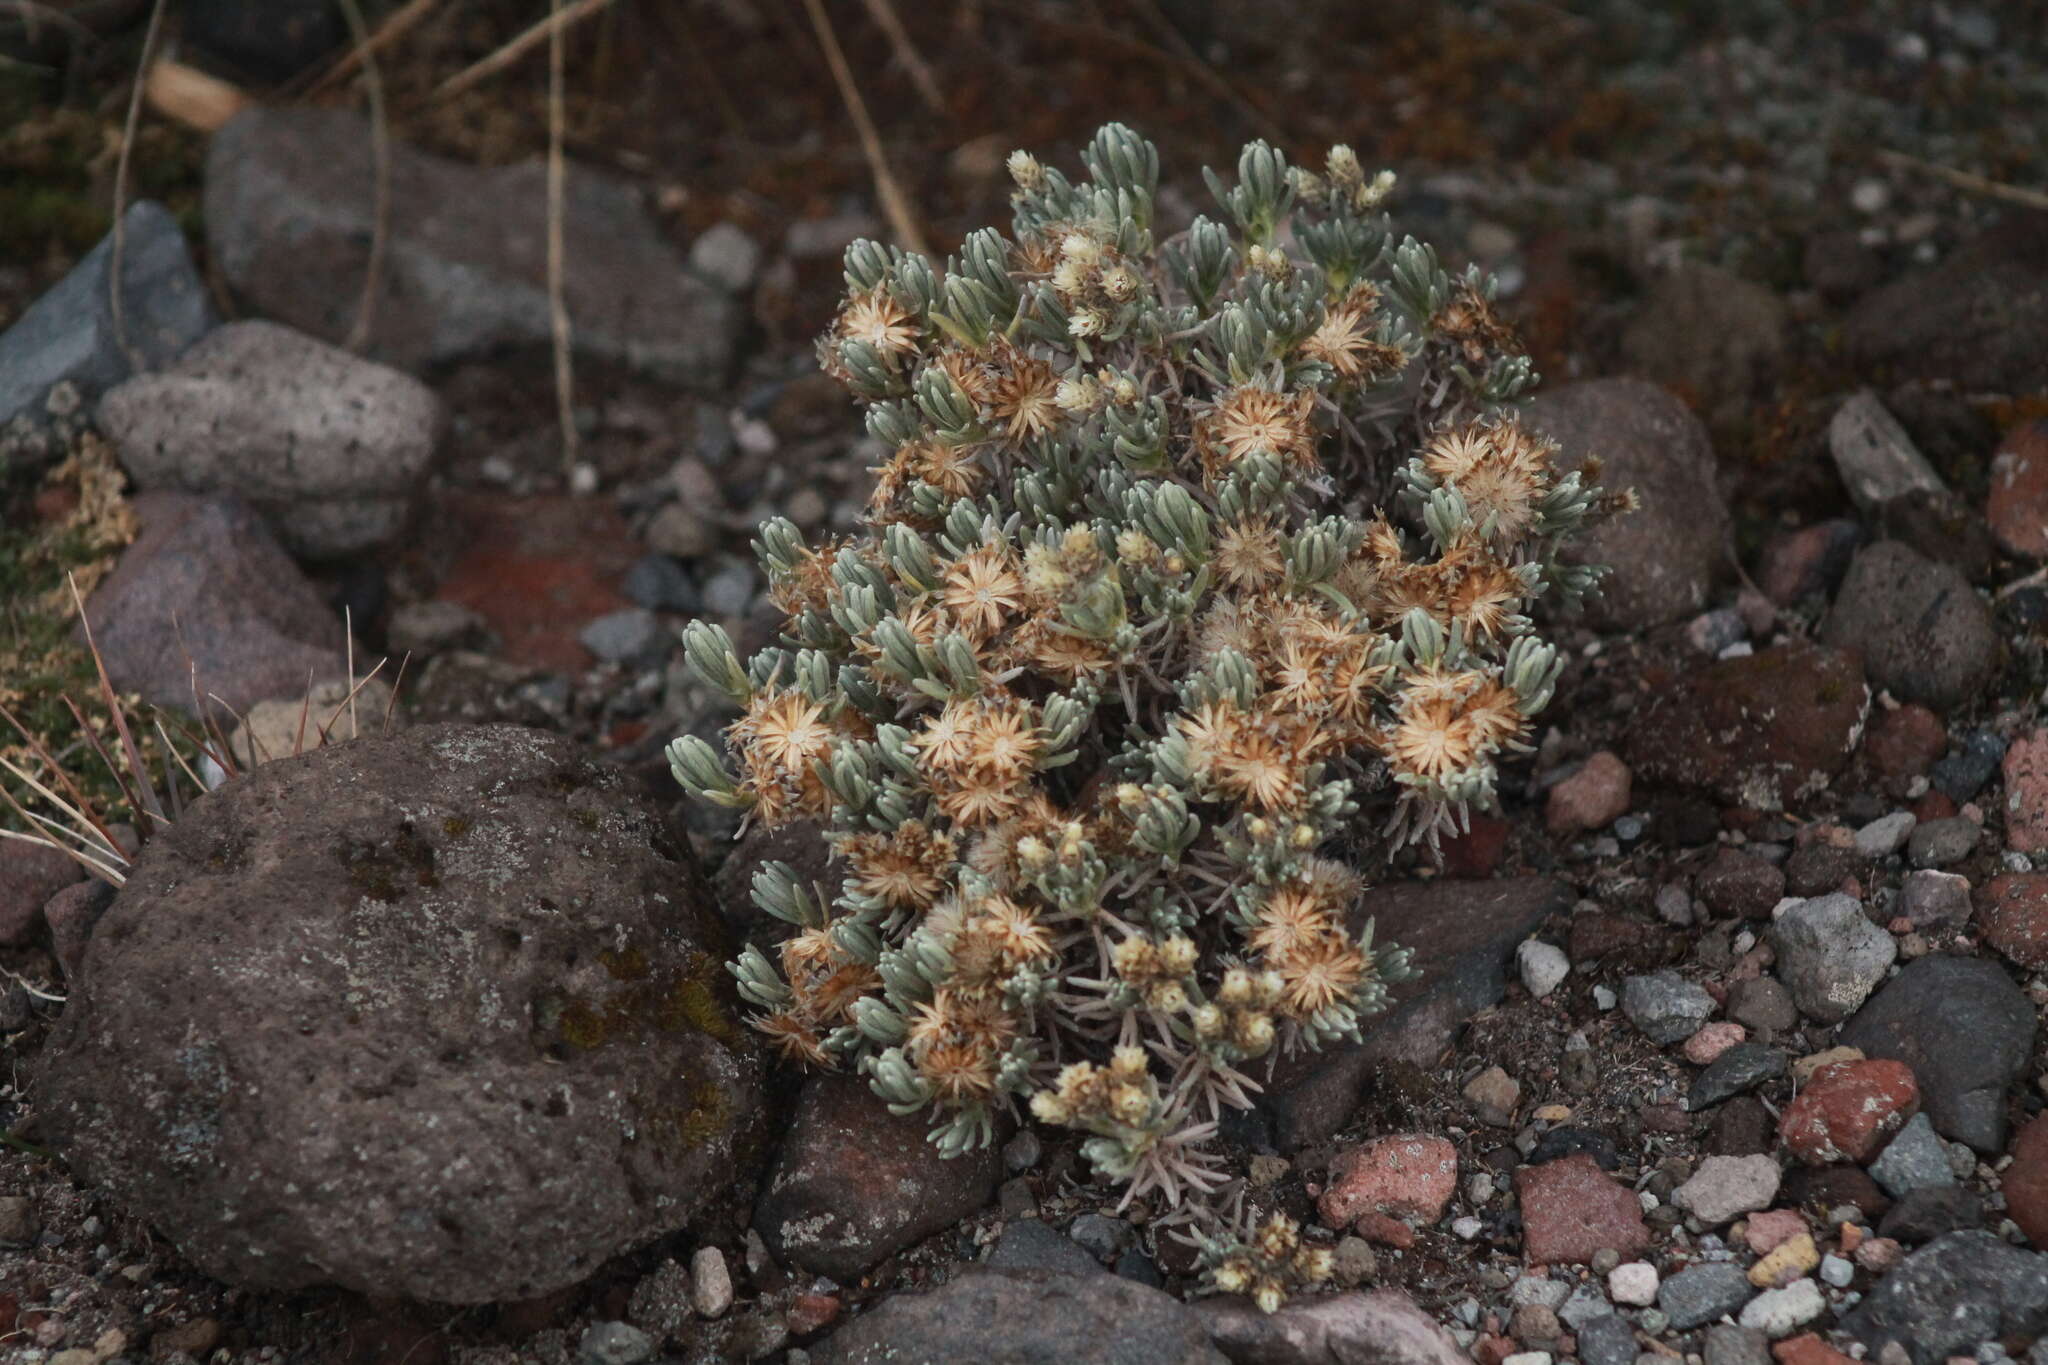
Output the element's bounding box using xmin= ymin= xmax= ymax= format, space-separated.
xmin=809 ymin=1268 xmax=1226 ymax=1365
xmin=1261 ymin=876 xmax=1570 ymax=1149
xmin=1769 ymin=893 xmax=1896 ymax=1023
xmin=1821 ymin=541 xmax=1997 ymax=713
xmin=0 ymin=201 xmax=215 ymax=444
xmin=1619 ymin=264 xmax=1787 ymax=424
xmin=1196 ymin=1289 xmax=1470 ymax=1365
xmin=1523 ymin=377 xmax=1729 ymax=631
xmin=77 ymin=492 xmax=352 ymax=717
xmin=204 ymin=107 xmax=738 ymax=383
xmin=38 ymin=724 xmax=761 ymax=1303
xmin=98 ymin=320 xmax=445 ymax=558
xmin=754 ymin=1073 xmax=1002 ymax=1283
xmin=1515 ymin=1154 xmax=1652 ymax=1265
xmin=1839 ymin=1230 xmax=2048 ymax=1365
xmin=1838 ymin=955 xmax=2035 ymax=1153
xmin=1627 ymin=641 xmax=1868 ymax=812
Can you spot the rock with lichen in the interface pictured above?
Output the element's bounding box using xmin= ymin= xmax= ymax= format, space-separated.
xmin=39 ymin=722 xmax=761 ymax=1303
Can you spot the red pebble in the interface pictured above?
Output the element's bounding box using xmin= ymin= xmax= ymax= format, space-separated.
xmin=1779 ymin=1059 xmax=1918 ymax=1165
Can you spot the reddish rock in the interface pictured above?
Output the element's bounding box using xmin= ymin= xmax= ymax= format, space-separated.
xmin=1695 ymin=847 xmax=1788 ymax=920
xmin=434 ymin=492 xmax=638 ymax=674
xmin=1319 ymin=1135 xmax=1458 ymax=1229
xmin=1779 ymin=1059 xmax=1919 ymax=1165
xmin=1910 ymin=789 xmax=1958 ymax=823
xmin=1852 ymin=1235 xmax=1902 ymax=1272
xmin=0 ymin=840 xmax=83 ymax=945
xmin=2003 ymin=731 xmax=2048 ymax=855
xmin=1568 ymin=911 xmax=1662 ymax=964
xmin=1987 ymin=420 xmax=2048 ymax=560
xmin=757 ymin=1073 xmax=1002 ymax=1283
xmin=1744 ymin=1208 xmax=1808 ymax=1255
xmin=1684 ymin=1021 xmax=1748 ymax=1065
xmin=1547 ymin=752 xmax=1632 ymax=837
xmin=1627 ymin=641 xmax=1869 ymax=814
xmin=1758 ymin=520 xmax=1863 ymax=607
xmin=1352 ymin=1212 xmax=1416 ymax=1248
xmin=77 ymin=492 xmax=351 ymax=720
xmin=787 ymin=1292 xmax=842 ymax=1337
xmin=1438 ymin=815 xmax=1509 ymax=879
xmin=1773 ymin=1333 xmax=1857 ymax=1365
xmin=2001 ymin=1113 xmax=2048 ymax=1248
xmin=1473 ymin=1334 xmax=1516 ymax=1365
xmin=1515 ymin=1154 xmax=1652 ymax=1266
xmin=1863 ymin=705 xmax=1947 ymax=782
xmin=1978 ymin=873 xmax=2048 ymax=970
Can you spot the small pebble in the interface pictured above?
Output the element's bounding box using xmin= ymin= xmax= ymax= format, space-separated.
xmin=1819 ymin=1254 xmax=1854 ymax=1288
xmin=1452 ymin=1215 xmax=1484 ymax=1240
xmin=1609 ymin=1261 xmax=1659 ymax=1306
xmin=691 ymin=1246 xmax=734 ymax=1318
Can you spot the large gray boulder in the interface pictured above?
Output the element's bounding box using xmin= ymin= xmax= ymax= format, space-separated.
xmin=204 ymin=106 xmax=739 ymax=383
xmin=38 ymin=723 xmax=761 ymax=1303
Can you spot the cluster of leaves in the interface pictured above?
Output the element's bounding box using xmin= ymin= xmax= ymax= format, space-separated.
xmin=669 ymin=125 xmax=1615 ymax=1283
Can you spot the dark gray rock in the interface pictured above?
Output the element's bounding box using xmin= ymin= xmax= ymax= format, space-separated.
xmin=1822 ymin=542 xmax=1997 ymax=713
xmin=755 ymin=1073 xmax=1002 ymax=1283
xmin=1839 ymin=955 xmax=2035 ymax=1153
xmin=1878 ymin=1186 xmax=1983 ymax=1244
xmin=986 ymin=1220 xmax=1103 ymax=1277
xmin=1844 ymin=214 xmax=2048 ymax=395
xmin=0 ymin=201 xmax=215 ymax=471
xmin=1840 ymin=1230 xmax=2048 ymax=1365
xmin=1703 ymin=1325 xmax=1773 ymax=1365
xmin=1658 ymin=1262 xmax=1754 ymax=1331
xmin=1524 ymin=377 xmax=1729 ymax=631
xmin=37 ymin=724 xmax=761 ymax=1302
xmin=1195 ymin=1289 xmax=1469 ymax=1365
xmin=1869 ymin=1113 xmax=1957 ymax=1198
xmin=1622 ymin=969 xmax=1716 ymax=1045
xmin=1068 ymin=1213 xmax=1135 ymax=1262
xmin=1688 ymin=1043 xmax=1788 ymax=1111
xmin=75 ymin=492 xmax=351 ymax=719
xmin=810 ymin=1269 xmax=1226 ymax=1365
xmin=97 ymin=320 xmax=444 ymax=559
xmin=205 ymin=107 xmax=737 ymax=384
xmin=1906 ymin=816 xmax=1978 ymax=869
xmin=1694 ymin=848 xmax=1787 ymax=921
xmin=1769 ymin=893 xmax=1895 ymax=1024
xmin=1931 ymin=731 xmax=2007 ymax=803
xmin=1577 ymin=1313 xmax=1637 ymax=1365
xmin=623 ymin=555 xmax=702 ymax=613
xmin=1260 ymin=876 xmax=1570 ymax=1149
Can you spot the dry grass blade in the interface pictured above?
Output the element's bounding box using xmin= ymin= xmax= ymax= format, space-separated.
xmin=336 ymin=0 xmax=392 ymax=353
xmin=432 ymin=0 xmax=615 ymax=102
xmin=308 ymin=0 xmax=442 ymax=95
xmin=106 ymin=0 xmax=169 ymax=371
xmin=546 ymin=0 xmax=578 ymax=476
xmin=800 ymin=0 xmax=931 ymax=256
xmin=857 ymin=0 xmax=944 ymax=115
xmin=0 ymin=699 xmax=118 ymax=855
xmin=1876 ymin=148 xmax=2048 ymax=213
xmin=70 ymin=576 xmax=163 ymax=831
